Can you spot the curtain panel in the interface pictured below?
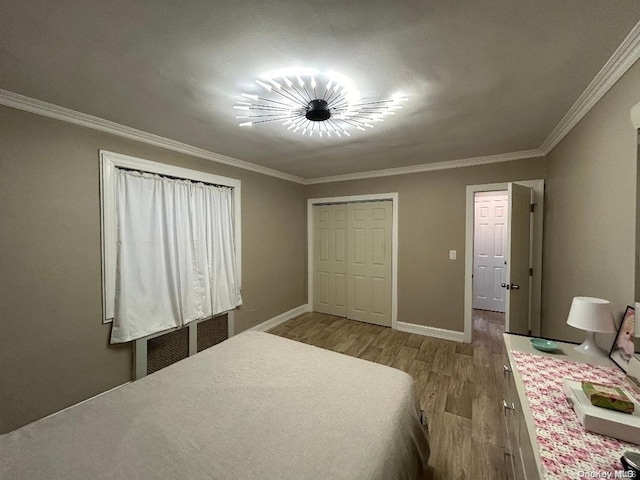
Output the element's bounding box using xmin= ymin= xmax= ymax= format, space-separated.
xmin=110 ymin=169 xmax=241 ymax=344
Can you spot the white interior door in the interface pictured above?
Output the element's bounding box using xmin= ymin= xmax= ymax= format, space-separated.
xmin=312 ymin=201 xmax=392 ymax=327
xmin=473 ymin=192 xmax=508 ymax=312
xmin=313 ymin=204 xmax=348 ymax=317
xmin=347 ymin=201 xmax=392 ymax=327
xmin=504 ymin=183 xmax=532 ymax=335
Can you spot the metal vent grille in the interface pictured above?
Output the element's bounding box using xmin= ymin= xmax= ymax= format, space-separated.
xmin=147 ymin=327 xmax=189 ymax=375
xmin=197 ymin=314 xmax=228 ymax=352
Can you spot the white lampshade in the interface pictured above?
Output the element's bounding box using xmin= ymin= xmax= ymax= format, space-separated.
xmin=566 ymin=297 xmax=615 ymax=356
xmin=566 ymin=297 xmax=615 ymax=332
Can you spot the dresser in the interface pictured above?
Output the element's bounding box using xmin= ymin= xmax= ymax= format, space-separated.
xmin=502 ymin=334 xmax=619 ymax=479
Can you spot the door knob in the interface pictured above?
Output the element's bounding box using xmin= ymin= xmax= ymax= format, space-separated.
xmin=501 ymin=283 xmax=510 ymax=289
xmin=511 ymin=283 xmax=520 ymax=290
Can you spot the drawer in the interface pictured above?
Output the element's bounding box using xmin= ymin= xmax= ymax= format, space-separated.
xmin=503 ymin=351 xmax=527 ymax=480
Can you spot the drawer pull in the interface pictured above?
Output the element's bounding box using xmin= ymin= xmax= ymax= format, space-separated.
xmin=503 ymin=364 xmax=512 ymax=377
xmin=502 ymin=399 xmax=516 ymax=413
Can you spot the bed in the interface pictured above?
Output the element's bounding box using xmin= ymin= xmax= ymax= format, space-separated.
xmin=0 ymin=331 xmax=430 ymax=479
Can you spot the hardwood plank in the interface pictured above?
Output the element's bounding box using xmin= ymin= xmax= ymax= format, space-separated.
xmin=444 ymin=354 xmax=474 ymax=419
xmin=369 ymin=326 xmax=396 ymax=348
xmin=455 ymin=342 xmax=474 ymax=356
xmin=431 ymin=342 xmax=455 ymax=376
xmin=416 ymin=337 xmax=439 ymax=364
xmin=376 ymin=331 xmax=410 ymax=366
xmin=405 ymin=333 xmax=426 ymax=349
xmin=430 ymin=412 xmax=472 ymax=480
xmin=471 ymin=364 xmax=505 ymax=448
xmin=414 ymin=371 xmax=450 ymax=430
xmin=342 ymin=333 xmax=376 ymax=358
xmin=391 ymin=346 xmax=419 ymax=373
xmin=358 ymin=345 xmax=383 ymax=363
xmin=473 ymin=344 xmax=493 ymax=368
xmin=471 ymin=439 xmax=508 ymax=480
xmin=407 ymin=359 xmax=429 ymax=381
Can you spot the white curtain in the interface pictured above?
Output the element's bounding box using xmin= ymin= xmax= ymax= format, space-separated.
xmin=110 ymin=169 xmax=242 ymax=344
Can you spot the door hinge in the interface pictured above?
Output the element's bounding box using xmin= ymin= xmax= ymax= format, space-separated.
xmin=530 ymin=203 xmax=536 ymax=213
xmin=529 ymin=268 xmax=533 ymax=276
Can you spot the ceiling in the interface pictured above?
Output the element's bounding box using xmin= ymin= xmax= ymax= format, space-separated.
xmin=1 ymin=1 xmax=640 ymax=179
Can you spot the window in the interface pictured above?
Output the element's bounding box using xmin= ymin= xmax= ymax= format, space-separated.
xmin=100 ymin=151 xmax=242 ymax=341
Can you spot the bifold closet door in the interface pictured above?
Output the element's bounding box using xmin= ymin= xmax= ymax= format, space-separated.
xmin=347 ymin=201 xmax=392 ymax=327
xmin=313 ymin=204 xmax=348 ymax=317
xmin=313 ymin=201 xmax=392 ymax=327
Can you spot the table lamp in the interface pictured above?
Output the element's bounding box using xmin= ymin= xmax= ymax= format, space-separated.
xmin=566 ymin=296 xmax=615 ymax=356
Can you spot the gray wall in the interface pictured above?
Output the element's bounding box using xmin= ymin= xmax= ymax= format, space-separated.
xmin=306 ymin=158 xmax=547 ymax=332
xmin=0 ymin=106 xmax=307 ymax=433
xmin=542 ymin=60 xmax=640 ymax=342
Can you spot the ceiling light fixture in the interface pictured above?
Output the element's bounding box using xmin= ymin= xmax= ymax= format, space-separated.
xmin=235 ymin=68 xmax=408 ymax=137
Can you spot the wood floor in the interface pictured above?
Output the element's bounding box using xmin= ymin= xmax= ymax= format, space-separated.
xmin=268 ymin=309 xmax=508 ymax=480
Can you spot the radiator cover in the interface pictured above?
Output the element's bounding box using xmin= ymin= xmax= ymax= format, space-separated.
xmin=135 ymin=313 xmax=230 ymax=378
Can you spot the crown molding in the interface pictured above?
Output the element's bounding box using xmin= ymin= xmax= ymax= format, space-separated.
xmin=305 ymin=149 xmax=544 ymax=184
xmin=0 ymin=89 xmax=306 ymax=185
xmin=540 ymin=20 xmax=640 ymax=155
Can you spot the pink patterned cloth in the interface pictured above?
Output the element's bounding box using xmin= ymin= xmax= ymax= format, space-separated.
xmin=511 ymin=351 xmax=640 ymax=479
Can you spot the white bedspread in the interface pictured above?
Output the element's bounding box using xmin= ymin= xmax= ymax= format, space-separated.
xmin=0 ymin=331 xmax=430 ymax=479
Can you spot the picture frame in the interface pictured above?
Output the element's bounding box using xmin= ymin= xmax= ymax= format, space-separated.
xmin=609 ymin=306 xmax=636 ymax=372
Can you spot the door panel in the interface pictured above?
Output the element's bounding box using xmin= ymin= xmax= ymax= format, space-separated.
xmin=473 ymin=193 xmax=508 ymax=312
xmin=505 ymin=184 xmax=532 ymax=335
xmin=347 ymin=201 xmax=392 ymax=326
xmin=313 ymin=205 xmax=348 ymax=316
xmin=335 ymin=273 xmax=347 ymax=308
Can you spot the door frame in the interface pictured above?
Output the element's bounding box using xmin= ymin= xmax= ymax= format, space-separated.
xmin=464 ymin=179 xmax=544 ymax=343
xmin=307 ymin=193 xmax=399 ymax=330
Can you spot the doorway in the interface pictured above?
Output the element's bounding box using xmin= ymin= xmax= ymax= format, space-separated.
xmin=472 ymin=191 xmax=508 ymax=314
xmin=463 ymin=180 xmax=545 ymax=343
xmin=307 ymin=193 xmax=399 ymax=330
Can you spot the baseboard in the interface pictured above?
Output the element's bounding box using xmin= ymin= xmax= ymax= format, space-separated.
xmin=397 ymin=322 xmax=464 ymax=343
xmin=249 ymin=304 xmax=311 ymax=333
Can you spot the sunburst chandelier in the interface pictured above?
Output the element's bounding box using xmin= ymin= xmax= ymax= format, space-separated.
xmin=234 ymin=68 xmax=408 ymax=137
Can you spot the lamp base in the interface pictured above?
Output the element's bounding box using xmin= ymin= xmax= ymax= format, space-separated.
xmin=574 ymin=331 xmax=607 ymax=357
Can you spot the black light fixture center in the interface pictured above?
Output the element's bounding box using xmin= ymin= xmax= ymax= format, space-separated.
xmin=305 ymin=99 xmax=331 ymax=122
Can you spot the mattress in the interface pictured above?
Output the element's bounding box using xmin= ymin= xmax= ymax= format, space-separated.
xmin=0 ymin=331 xmax=430 ymax=480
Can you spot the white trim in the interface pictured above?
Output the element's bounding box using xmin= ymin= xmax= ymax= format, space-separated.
xmin=306 ymin=150 xmax=544 ymax=184
xmin=307 ymin=193 xmax=399 ymax=330
xmin=397 ymin=322 xmax=464 ymax=343
xmin=133 ymin=337 xmax=147 ymax=381
xmin=100 ymin=150 xmax=242 ymax=323
xmin=0 ymin=89 xmax=305 ymax=185
xmin=540 ymin=20 xmax=640 ymax=154
xmin=248 ymin=304 xmax=311 ymax=332
xmin=464 ymin=179 xmax=544 ymax=343
xmin=227 ymin=310 xmax=235 ymax=338
xmin=632 ymin=101 xmax=640 ymax=129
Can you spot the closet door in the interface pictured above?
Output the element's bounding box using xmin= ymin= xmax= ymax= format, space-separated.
xmin=313 ymin=204 xmax=348 ymax=317
xmin=347 ymin=201 xmax=392 ymax=327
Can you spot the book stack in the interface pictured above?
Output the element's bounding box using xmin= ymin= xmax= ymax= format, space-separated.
xmin=582 ymin=381 xmax=635 ymax=414
xmin=563 ymin=379 xmax=640 ymax=444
